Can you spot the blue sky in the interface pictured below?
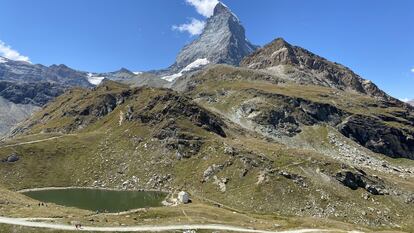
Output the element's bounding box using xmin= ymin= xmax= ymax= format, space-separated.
xmin=0 ymin=0 xmax=413 ymax=100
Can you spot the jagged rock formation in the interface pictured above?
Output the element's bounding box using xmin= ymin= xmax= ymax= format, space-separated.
xmin=335 ymin=169 xmax=389 ymax=195
xmin=171 ymin=2 xmax=257 ymax=72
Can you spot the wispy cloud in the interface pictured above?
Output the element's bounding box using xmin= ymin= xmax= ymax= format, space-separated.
xmin=186 ymin=0 xmax=219 ymax=18
xmin=173 ymin=18 xmax=206 ymax=36
xmin=0 ymin=40 xmax=31 ymax=63
xmin=411 ymin=68 xmax=414 ymax=73
xmin=173 ymin=0 xmax=219 ymax=36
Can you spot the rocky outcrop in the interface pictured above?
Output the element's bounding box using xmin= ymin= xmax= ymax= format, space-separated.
xmin=338 ymin=115 xmax=414 ymax=159
xmin=335 ymin=170 xmax=389 ymax=195
xmin=1 ymin=154 xmax=20 ymax=163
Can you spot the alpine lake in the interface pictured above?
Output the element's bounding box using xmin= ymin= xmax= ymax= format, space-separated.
xmin=22 ymin=188 xmax=167 ymax=213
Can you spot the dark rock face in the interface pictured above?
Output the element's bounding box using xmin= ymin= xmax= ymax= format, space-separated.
xmin=240 ymin=38 xmax=399 ymax=103
xmin=335 ymin=170 xmax=388 ymax=195
xmin=338 ymin=115 xmax=414 ymax=159
xmin=0 ymin=81 xmax=65 ymax=106
xmin=171 ymin=2 xmax=257 ymax=71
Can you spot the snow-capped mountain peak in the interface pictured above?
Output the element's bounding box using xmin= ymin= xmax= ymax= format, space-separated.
xmin=170 ymin=2 xmax=257 ymax=72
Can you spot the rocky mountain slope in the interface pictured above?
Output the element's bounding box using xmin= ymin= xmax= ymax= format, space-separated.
xmin=240 ymin=38 xmax=399 ymax=102
xmin=174 ymin=64 xmax=414 ymax=160
xmin=171 ymin=3 xmax=257 ymax=72
xmin=408 ymin=100 xmax=414 ymax=106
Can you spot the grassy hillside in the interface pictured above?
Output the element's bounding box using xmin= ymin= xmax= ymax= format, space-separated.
xmin=0 ymin=79 xmax=413 ymax=232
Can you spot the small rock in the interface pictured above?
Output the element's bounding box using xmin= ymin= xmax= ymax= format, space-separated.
xmin=2 ymin=154 xmax=20 ymax=163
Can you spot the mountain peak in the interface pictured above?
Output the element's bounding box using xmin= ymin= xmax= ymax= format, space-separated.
xmin=270 ymin=38 xmax=291 ymax=47
xmin=117 ymin=68 xmax=132 ymax=73
xmin=213 ymin=2 xmax=231 ymax=16
xmin=241 ymin=38 xmax=397 ymax=101
xmin=170 ymin=1 xmax=257 ymax=72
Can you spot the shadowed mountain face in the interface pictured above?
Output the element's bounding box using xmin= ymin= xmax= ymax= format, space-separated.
xmin=171 ymin=2 xmax=257 ymax=72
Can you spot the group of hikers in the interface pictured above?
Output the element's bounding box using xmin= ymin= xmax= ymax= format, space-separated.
xmin=37 ymin=202 xmax=47 ymax=207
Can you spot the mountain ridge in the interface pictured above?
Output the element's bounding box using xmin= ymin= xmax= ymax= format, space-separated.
xmin=240 ymin=38 xmax=401 ymax=103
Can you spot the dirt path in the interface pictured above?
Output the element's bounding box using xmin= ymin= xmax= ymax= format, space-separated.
xmin=0 ymin=135 xmax=68 ymax=149
xmin=0 ymin=216 xmax=345 ymax=232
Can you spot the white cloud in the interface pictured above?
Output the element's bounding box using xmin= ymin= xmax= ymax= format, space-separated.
xmin=400 ymin=98 xmax=410 ymax=102
xmin=411 ymin=68 xmax=414 ymax=73
xmin=0 ymin=40 xmax=31 ymax=63
xmin=173 ymin=18 xmax=206 ymax=36
xmin=186 ymin=0 xmax=219 ymax=17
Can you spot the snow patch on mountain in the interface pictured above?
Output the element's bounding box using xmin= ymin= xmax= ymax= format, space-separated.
xmin=87 ymin=73 xmax=105 ymax=85
xmin=133 ymin=72 xmax=142 ymax=75
xmin=162 ymin=58 xmax=210 ymax=82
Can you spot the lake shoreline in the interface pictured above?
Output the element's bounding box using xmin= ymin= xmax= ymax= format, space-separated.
xmin=17 ymin=186 xmax=171 ymax=194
